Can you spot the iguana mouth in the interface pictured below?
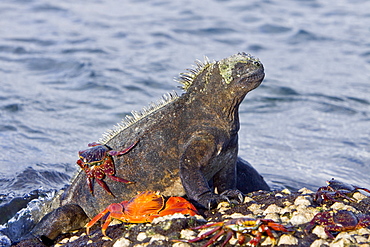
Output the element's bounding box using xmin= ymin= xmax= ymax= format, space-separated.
xmin=243 ymin=67 xmax=265 ymax=83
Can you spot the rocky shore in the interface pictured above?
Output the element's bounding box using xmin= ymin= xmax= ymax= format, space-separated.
xmin=14 ymin=188 xmax=370 ymax=247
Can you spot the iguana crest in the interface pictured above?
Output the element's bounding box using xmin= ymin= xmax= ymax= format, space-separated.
xmin=99 ymin=91 xmax=178 ymax=144
xmin=99 ymin=56 xmax=213 ymax=144
xmin=99 ymin=53 xmax=261 ymax=144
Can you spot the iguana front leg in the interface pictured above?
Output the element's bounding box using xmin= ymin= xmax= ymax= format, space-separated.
xmin=179 ymin=133 xmax=243 ymax=209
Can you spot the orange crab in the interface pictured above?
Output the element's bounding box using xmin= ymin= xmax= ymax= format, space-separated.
xmin=86 ymin=191 xmax=199 ymax=236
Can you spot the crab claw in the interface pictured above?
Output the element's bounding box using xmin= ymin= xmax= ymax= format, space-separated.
xmin=158 ymin=196 xmax=199 ymax=217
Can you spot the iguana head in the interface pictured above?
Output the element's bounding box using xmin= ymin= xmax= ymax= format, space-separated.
xmin=178 ymin=52 xmax=264 ymax=100
xmin=218 ymin=52 xmax=264 ymax=92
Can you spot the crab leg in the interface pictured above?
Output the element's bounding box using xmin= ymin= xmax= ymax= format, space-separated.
xmin=100 ymin=213 xmax=113 ymax=237
xmin=203 ymin=228 xmax=225 ymax=247
xmin=248 ymin=231 xmax=263 ymax=246
xmin=87 ymin=177 xmax=94 ymax=196
xmin=267 ymin=222 xmax=288 ymax=232
xmin=108 ymin=139 xmax=139 ymax=156
xmin=355 ymin=187 xmax=370 ymax=194
xmin=86 ymin=208 xmax=110 ymax=235
xmin=220 ymin=230 xmax=233 ymax=247
xmin=192 ymin=222 xmax=224 ymax=230
xmin=186 ymin=225 xmax=223 ymax=243
xmin=107 ymin=174 xmax=134 ymax=184
xmin=96 ymin=178 xmax=115 ymax=197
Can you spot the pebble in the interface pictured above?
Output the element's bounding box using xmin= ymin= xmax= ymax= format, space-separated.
xmin=226 ymin=212 xmax=248 ymax=219
xmin=358 ymin=227 xmax=370 ymax=235
xmin=69 ymin=235 xmax=80 ymax=242
xmin=58 ymin=238 xmax=69 ymax=244
xmin=353 ymin=192 xmax=368 ymax=201
xmin=277 ymin=234 xmax=298 ymax=245
xmin=274 ymin=193 xmax=284 ymax=198
xmin=243 ymin=196 xmax=254 ymax=203
xmin=334 ymin=231 xmax=356 ymax=243
xmin=151 ymin=213 xmax=186 ymax=224
xmin=354 ymin=235 xmax=369 ymax=244
xmin=113 ymin=237 xmax=131 ymax=247
xmin=312 ymin=225 xmax=328 ymax=239
xmin=248 ymin=203 xmax=264 ymax=215
xmin=298 ymin=187 xmax=315 ymax=194
xmin=264 ymin=213 xmax=280 ymax=222
xmin=150 ymin=234 xmax=167 ymax=242
xmin=172 ymin=242 xmax=192 ymax=247
xmin=330 ymin=202 xmax=359 ymax=213
xmin=260 ymin=235 xmax=274 ymax=246
xmin=289 ymin=210 xmax=314 ymax=225
xmin=133 ymin=243 xmax=149 ymax=247
xmin=137 ymin=232 xmax=148 ymax=242
xmin=263 ymin=204 xmax=283 ymax=215
xmin=294 ymin=195 xmax=312 ymax=207
xmin=180 ymin=229 xmax=196 ymax=240
xmin=310 ymin=239 xmax=328 ymax=247
xmin=281 ymin=188 xmax=291 ymax=194
xmin=217 ymin=201 xmax=231 ymax=213
xmin=330 ymin=238 xmax=353 ymax=247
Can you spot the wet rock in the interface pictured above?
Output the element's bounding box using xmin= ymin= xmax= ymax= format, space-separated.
xmin=31 ymin=204 xmax=88 ymax=243
xmin=0 ymin=234 xmax=11 ymax=247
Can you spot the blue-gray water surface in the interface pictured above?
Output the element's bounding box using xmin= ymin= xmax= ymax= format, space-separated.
xmin=1 ymin=0 xmax=370 ymax=242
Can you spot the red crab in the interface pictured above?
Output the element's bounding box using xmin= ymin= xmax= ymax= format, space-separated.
xmin=177 ymin=218 xmax=289 ymax=246
xmin=315 ymin=178 xmax=370 ymax=204
xmin=305 ymin=210 xmax=370 ymax=239
xmin=86 ymin=191 xmax=199 ymax=237
xmin=77 ymin=140 xmax=139 ymax=197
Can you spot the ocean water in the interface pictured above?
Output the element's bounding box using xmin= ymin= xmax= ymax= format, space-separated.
xmin=1 ymin=0 xmax=370 ymax=242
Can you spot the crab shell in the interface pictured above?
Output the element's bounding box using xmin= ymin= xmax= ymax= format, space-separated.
xmin=78 ymin=144 xmax=111 ymax=165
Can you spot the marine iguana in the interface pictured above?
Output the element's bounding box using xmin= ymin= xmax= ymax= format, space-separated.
xmin=19 ymin=52 xmax=269 ymax=245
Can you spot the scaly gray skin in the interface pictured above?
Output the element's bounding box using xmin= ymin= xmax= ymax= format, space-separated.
xmin=21 ymin=53 xmax=269 ymax=245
